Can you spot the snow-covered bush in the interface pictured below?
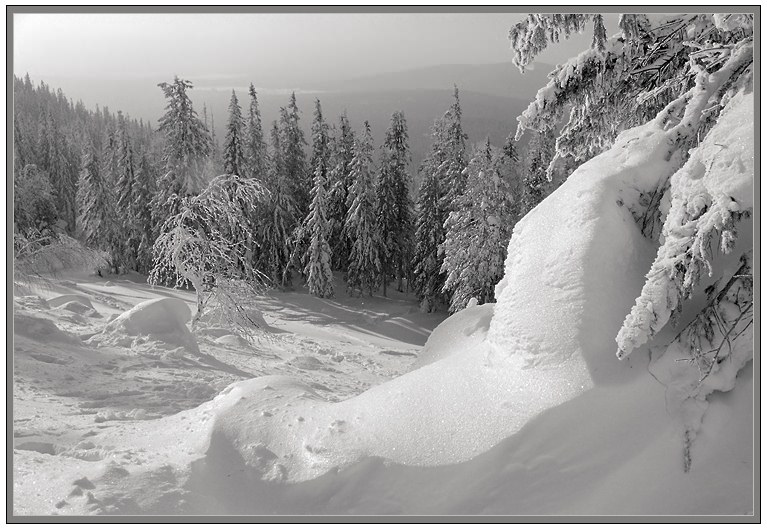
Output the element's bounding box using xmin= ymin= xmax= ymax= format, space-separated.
xmin=149 ymin=174 xmax=270 ymax=332
xmin=13 ymin=231 xmax=108 ymax=287
xmin=13 ymin=164 xmax=59 ymax=235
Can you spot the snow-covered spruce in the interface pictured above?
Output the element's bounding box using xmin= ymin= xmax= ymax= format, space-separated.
xmin=412 ymin=90 xmax=468 ymax=312
xmin=615 ymin=92 xmax=754 ymax=463
xmin=153 ymin=77 xmax=212 ymax=222
xmin=303 ymin=99 xmax=334 ymax=298
xmin=326 ymin=112 xmax=356 ymax=272
xmin=280 ymin=93 xmax=310 ymax=220
xmin=376 ymin=110 xmax=413 ymax=296
xmin=244 ymin=84 xmax=268 ymax=182
xmin=412 ymin=158 xmax=444 ymax=312
xmin=257 ymin=120 xmax=299 ymax=286
xmin=513 ymin=14 xmax=754 ymax=184
xmin=440 ymin=139 xmax=516 ymax=313
xmin=76 ymin=142 xmax=119 ymax=271
xmin=343 ymin=122 xmax=381 ymax=296
xmin=223 ymin=90 xmax=246 ymax=177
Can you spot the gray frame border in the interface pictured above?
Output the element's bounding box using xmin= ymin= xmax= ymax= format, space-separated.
xmin=6 ymin=4 xmax=760 ymax=524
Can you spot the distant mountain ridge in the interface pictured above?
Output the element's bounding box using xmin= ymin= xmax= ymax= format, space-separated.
xmin=315 ymin=61 xmax=555 ymax=99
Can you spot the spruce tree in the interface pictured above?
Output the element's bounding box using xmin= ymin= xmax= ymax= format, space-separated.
xmin=39 ymin=111 xmax=78 ymax=233
xmin=327 ymin=112 xmax=356 ymax=271
xmin=376 ymin=111 xmax=413 ymax=296
xmin=441 ymin=139 xmax=516 ymax=313
xmin=133 ymin=151 xmax=157 ymax=274
xmin=412 ymin=154 xmax=445 ymax=312
xmin=114 ymin=111 xmax=138 ymax=270
xmin=521 ymin=128 xmax=556 ymax=215
xmin=304 ymin=100 xmax=334 ymax=298
xmin=344 ymin=122 xmax=380 ymax=296
xmin=439 ymin=86 xmax=469 ymax=216
xmin=77 ymin=143 xmax=118 ymax=270
xmin=281 ymin=93 xmax=309 ymax=218
xmin=223 ymin=90 xmax=246 ymax=176
xmin=154 ymin=77 xmax=212 ymax=223
xmin=245 ymin=83 xmax=267 ymax=181
xmin=258 ymin=120 xmax=299 ymax=286
xmin=411 ymin=93 xmax=467 ymax=312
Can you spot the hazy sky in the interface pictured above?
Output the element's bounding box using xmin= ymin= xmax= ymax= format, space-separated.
xmin=14 ymin=12 xmax=599 ymax=86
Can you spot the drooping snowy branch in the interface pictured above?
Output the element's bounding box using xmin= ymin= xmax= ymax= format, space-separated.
xmin=512 ymin=14 xmax=753 ymax=183
xmin=616 ymin=89 xmax=753 ymax=359
xmin=149 ymin=174 xmax=270 ymax=329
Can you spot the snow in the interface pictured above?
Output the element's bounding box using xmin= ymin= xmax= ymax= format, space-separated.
xmin=12 ymin=107 xmax=753 ymax=515
xmin=91 ymin=297 xmax=200 ymax=355
xmin=617 ymin=90 xmax=754 ymax=357
xmin=491 ymin=118 xmax=677 ymax=383
xmin=412 ymin=303 xmax=493 ymax=369
xmin=14 ymin=312 xmax=82 ymax=345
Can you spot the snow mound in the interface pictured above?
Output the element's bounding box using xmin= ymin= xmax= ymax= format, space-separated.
xmin=48 ymin=294 xmax=100 ymax=317
xmin=412 ymin=303 xmax=493 ymax=369
xmin=48 ymin=294 xmax=94 ymax=309
xmin=14 ymin=313 xmax=82 ymax=345
xmin=93 ymin=297 xmax=199 ymax=354
xmin=488 ymin=120 xmax=676 ymax=384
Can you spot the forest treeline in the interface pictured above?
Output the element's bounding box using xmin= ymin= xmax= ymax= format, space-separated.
xmin=12 ymin=74 xmax=559 ymax=313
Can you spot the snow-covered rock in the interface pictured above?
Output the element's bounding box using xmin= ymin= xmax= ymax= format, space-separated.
xmin=14 ymin=313 xmax=82 ymax=345
xmin=92 ymin=297 xmax=199 ymax=354
xmin=48 ymin=294 xmax=94 ymax=309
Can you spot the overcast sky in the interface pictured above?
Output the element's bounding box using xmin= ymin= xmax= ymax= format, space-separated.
xmin=13 ymin=13 xmax=602 ymax=86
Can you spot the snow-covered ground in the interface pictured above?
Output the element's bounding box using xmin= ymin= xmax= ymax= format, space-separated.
xmin=12 ymin=273 xmax=445 ymax=515
xmin=12 ymin=94 xmax=753 ymax=517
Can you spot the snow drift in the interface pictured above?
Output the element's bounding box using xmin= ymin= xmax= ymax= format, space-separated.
xmin=91 ymin=297 xmax=200 ymax=354
xmin=412 ymin=302 xmax=493 ymax=369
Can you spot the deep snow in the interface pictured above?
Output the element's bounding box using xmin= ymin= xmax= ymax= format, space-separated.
xmin=12 ymin=95 xmax=753 ymax=516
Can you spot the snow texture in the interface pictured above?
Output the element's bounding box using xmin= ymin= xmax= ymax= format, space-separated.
xmin=490 ymin=118 xmax=677 ymax=384
xmin=616 ymin=91 xmax=754 ymax=357
xmin=92 ymin=297 xmax=199 ymax=355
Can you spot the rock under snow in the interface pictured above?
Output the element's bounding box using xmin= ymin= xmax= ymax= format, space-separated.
xmin=14 ymin=313 xmax=82 ymax=345
xmin=48 ymin=294 xmax=94 ymax=309
xmin=93 ymin=297 xmax=199 ymax=354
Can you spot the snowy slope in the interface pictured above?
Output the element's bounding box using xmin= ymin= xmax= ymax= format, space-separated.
xmin=12 ymin=95 xmax=753 ymax=516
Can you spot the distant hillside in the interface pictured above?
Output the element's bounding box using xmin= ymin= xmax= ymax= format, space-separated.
xmin=30 ymin=61 xmax=556 ymax=174
xmin=317 ymin=61 xmax=554 ymax=99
